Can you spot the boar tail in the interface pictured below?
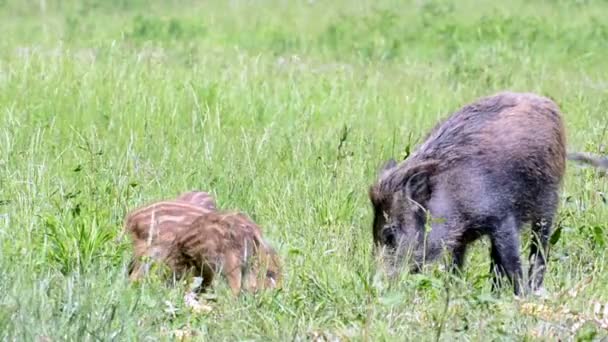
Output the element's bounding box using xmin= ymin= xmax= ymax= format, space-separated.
xmin=567 ymin=152 xmax=608 ymax=170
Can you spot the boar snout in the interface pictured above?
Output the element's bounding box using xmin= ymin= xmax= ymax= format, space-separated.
xmin=380 ymin=223 xmax=399 ymax=249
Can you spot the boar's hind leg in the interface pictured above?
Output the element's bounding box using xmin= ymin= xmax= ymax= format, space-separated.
xmin=128 ymin=259 xmax=145 ymax=281
xmin=489 ymin=215 xmax=524 ymax=295
xmin=528 ymin=195 xmax=558 ymax=292
xmin=528 ymin=217 xmax=552 ymax=291
xmin=450 ymin=244 xmax=468 ymax=274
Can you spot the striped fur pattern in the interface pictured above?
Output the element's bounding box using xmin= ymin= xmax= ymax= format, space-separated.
xmin=124 ymin=200 xmax=214 ymax=281
xmin=124 ymin=192 xmax=281 ymax=295
xmin=124 ymin=200 xmax=213 ymax=243
xmin=165 ymin=211 xmax=282 ymax=295
xmin=124 ymin=191 xmax=217 ymax=243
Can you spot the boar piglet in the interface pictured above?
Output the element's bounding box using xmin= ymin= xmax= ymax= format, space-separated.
xmin=369 ymin=91 xmax=567 ymax=295
xmin=124 ymin=200 xmax=215 ymax=281
xmin=163 ymin=211 xmax=282 ymax=295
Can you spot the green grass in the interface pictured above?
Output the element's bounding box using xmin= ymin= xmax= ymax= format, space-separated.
xmin=1 ymin=0 xmax=608 ymax=340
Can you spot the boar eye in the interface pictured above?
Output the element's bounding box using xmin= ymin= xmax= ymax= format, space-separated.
xmin=266 ymin=270 xmax=276 ymax=279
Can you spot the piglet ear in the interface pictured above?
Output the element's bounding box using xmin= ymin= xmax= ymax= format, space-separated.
xmin=403 ymin=162 xmax=438 ymax=205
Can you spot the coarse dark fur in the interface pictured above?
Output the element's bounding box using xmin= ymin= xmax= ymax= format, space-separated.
xmin=369 ymin=91 xmax=567 ymax=295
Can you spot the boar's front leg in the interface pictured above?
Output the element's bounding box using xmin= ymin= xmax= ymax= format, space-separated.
xmin=223 ymin=252 xmax=244 ymax=296
xmin=489 ymin=215 xmax=524 ymax=295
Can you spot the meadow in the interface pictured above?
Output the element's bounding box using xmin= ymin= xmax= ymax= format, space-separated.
xmin=1 ymin=0 xmax=608 ymax=340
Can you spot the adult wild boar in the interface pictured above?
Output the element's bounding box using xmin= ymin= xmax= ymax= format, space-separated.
xmin=369 ymin=91 xmax=566 ymax=295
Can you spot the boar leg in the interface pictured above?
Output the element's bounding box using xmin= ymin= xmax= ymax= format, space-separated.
xmin=200 ymin=264 xmax=216 ymax=291
xmin=528 ymin=191 xmax=558 ymax=292
xmin=127 ymin=258 xmax=138 ymax=278
xmin=489 ymin=244 xmax=506 ymax=291
xmin=128 ymin=259 xmax=145 ymax=281
xmin=223 ymin=252 xmax=244 ymax=296
xmin=489 ymin=216 xmax=524 ymax=295
xmin=528 ymin=216 xmax=554 ymax=292
xmin=189 ymin=263 xmax=216 ymax=293
xmin=450 ymin=244 xmax=468 ymax=274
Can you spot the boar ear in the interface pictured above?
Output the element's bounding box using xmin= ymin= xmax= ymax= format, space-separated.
xmin=368 ymin=185 xmax=378 ymax=203
xmin=403 ymin=162 xmax=438 ymax=205
xmin=379 ymin=158 xmax=398 ymax=175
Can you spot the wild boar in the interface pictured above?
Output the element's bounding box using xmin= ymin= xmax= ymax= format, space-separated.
xmin=368 ymin=91 xmax=566 ymax=295
xmin=164 ymin=210 xmax=282 ymax=295
xmin=124 ymin=194 xmax=281 ymax=295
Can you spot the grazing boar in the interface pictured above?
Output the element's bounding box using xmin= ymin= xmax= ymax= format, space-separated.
xmin=164 ymin=211 xmax=282 ymax=295
xmin=368 ymin=91 xmax=567 ymax=295
xmin=176 ymin=191 xmax=218 ymax=211
xmin=124 ymin=200 xmax=213 ymax=281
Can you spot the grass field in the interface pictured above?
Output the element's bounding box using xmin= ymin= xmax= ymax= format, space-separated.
xmin=1 ymin=0 xmax=608 ymax=340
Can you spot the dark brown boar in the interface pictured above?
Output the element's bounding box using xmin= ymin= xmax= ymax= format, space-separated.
xmin=146 ymin=210 xmax=282 ymax=296
xmin=369 ymin=91 xmax=566 ymax=295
